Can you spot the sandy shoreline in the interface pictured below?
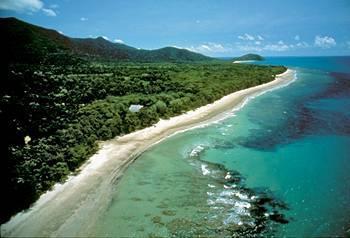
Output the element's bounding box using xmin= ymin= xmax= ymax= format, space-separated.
xmin=233 ymin=60 xmax=256 ymax=63
xmin=1 ymin=69 xmax=296 ymax=237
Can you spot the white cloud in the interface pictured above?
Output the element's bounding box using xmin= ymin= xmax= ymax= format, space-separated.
xmin=42 ymin=8 xmax=56 ymax=16
xmin=80 ymin=17 xmax=88 ymax=21
xmin=101 ymin=36 xmax=110 ymax=41
xmin=232 ymin=37 xmax=314 ymax=52
xmin=0 ymin=0 xmax=57 ymax=16
xmin=238 ymin=33 xmax=255 ymax=41
xmin=257 ymin=35 xmax=264 ymax=41
xmin=264 ymin=42 xmax=289 ymax=51
xmin=58 ymin=30 xmax=64 ymax=35
xmin=296 ymin=41 xmax=309 ymax=48
xmin=238 ymin=34 xmax=265 ymax=41
xmin=347 ymin=41 xmax=350 ymax=49
xmin=294 ymin=35 xmax=300 ymax=41
xmin=314 ymin=35 xmax=336 ymax=48
xmin=195 ymin=20 xmax=200 ymax=24
xmin=114 ymin=39 xmax=124 ymax=44
xmin=236 ymin=44 xmax=263 ymax=52
xmin=237 ymin=41 xmax=290 ymax=52
xmin=186 ymin=42 xmax=230 ymax=54
xmin=235 ymin=37 xmax=312 ymax=53
xmin=200 ymin=45 xmax=211 ymax=51
xmin=0 ymin=0 xmax=43 ymax=12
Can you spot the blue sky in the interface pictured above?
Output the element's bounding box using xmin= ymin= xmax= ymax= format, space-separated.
xmin=1 ymin=0 xmax=350 ymax=56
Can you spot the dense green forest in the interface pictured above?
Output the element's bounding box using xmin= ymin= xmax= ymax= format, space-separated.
xmin=0 ymin=17 xmax=286 ymax=224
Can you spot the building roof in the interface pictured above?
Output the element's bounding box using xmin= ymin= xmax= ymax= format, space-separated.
xmin=129 ymin=104 xmax=143 ymax=112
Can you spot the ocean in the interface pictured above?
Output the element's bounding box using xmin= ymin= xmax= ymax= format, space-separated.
xmin=91 ymin=57 xmax=350 ymax=237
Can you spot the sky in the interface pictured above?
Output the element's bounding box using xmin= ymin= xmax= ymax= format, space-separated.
xmin=1 ymin=0 xmax=350 ymax=57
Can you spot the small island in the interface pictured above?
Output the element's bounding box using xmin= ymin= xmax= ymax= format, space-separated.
xmin=233 ymin=53 xmax=264 ymax=63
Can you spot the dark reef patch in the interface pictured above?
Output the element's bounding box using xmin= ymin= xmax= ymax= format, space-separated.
xmin=314 ymin=72 xmax=350 ymax=99
xmin=176 ymin=149 xmax=290 ymax=237
xmin=237 ymin=72 xmax=350 ymax=151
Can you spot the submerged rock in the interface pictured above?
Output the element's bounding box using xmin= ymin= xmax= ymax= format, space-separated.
xmin=151 ymin=216 xmax=165 ymax=226
xmin=178 ymin=149 xmax=290 ymax=237
xmin=162 ymin=210 xmax=176 ymax=216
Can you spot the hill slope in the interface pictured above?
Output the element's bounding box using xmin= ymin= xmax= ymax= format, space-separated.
xmin=0 ymin=17 xmax=212 ymax=63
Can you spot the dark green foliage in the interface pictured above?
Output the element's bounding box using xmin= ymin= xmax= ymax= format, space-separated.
xmin=0 ymin=17 xmax=71 ymax=64
xmin=155 ymin=100 xmax=167 ymax=114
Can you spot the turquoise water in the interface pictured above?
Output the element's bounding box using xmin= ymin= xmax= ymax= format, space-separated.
xmin=92 ymin=57 xmax=350 ymax=237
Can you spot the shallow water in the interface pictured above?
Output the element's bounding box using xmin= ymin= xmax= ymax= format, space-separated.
xmin=91 ymin=57 xmax=350 ymax=237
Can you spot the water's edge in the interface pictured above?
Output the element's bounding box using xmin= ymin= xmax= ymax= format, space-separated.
xmin=2 ymin=70 xmax=296 ymax=237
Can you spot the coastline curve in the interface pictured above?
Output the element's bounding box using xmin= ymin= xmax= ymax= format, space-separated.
xmin=1 ymin=68 xmax=296 ymax=237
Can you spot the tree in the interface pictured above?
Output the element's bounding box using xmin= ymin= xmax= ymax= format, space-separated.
xmin=155 ymin=100 xmax=167 ymax=115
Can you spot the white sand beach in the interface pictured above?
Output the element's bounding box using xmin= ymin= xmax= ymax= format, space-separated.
xmin=1 ymin=69 xmax=296 ymax=237
xmin=233 ymin=60 xmax=256 ymax=63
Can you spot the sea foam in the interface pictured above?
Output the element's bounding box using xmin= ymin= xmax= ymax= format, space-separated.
xmin=189 ymin=145 xmax=205 ymax=157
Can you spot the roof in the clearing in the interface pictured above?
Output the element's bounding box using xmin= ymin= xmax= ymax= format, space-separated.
xmin=129 ymin=104 xmax=143 ymax=112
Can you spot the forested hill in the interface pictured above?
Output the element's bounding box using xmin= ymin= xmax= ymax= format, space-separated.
xmin=0 ymin=17 xmax=213 ymax=63
xmin=233 ymin=54 xmax=264 ymax=61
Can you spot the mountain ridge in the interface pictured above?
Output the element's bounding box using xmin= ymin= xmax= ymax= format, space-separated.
xmin=0 ymin=17 xmax=213 ymax=63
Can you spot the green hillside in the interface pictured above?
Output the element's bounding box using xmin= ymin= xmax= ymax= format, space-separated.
xmin=0 ymin=17 xmax=213 ymax=63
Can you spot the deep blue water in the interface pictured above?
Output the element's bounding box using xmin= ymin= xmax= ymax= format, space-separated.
xmin=92 ymin=57 xmax=350 ymax=237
